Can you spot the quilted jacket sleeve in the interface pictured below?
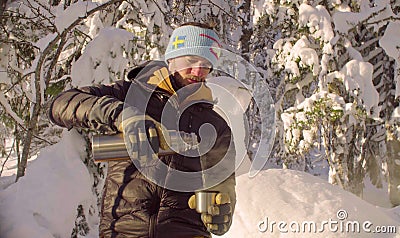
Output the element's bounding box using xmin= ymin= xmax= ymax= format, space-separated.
xmin=49 ymin=80 xmax=131 ymax=133
xmin=200 ymin=121 xmax=236 ymax=198
xmin=200 ymin=122 xmax=236 ymax=235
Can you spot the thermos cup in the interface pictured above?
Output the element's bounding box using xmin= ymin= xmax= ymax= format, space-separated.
xmin=195 ymin=191 xmax=218 ymax=214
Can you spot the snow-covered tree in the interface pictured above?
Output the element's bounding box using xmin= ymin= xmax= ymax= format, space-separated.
xmin=250 ymin=0 xmax=400 ymax=203
xmin=1 ymin=3 xmax=400 ymax=237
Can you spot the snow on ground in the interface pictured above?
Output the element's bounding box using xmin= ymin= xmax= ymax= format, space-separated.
xmin=221 ymin=169 xmax=400 ymax=238
xmin=0 ymin=129 xmax=399 ymax=238
xmin=0 ymin=77 xmax=399 ymax=238
xmin=0 ymin=130 xmax=98 ymax=238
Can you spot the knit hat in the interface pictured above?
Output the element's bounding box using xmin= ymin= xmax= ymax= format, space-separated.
xmin=164 ymin=25 xmax=221 ymax=68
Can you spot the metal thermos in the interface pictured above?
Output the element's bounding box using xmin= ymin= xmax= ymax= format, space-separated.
xmin=92 ymin=131 xmax=198 ymax=162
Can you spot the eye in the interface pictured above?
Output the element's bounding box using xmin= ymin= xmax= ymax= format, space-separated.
xmin=201 ymin=62 xmax=212 ymax=69
xmin=183 ymin=57 xmax=212 ymax=69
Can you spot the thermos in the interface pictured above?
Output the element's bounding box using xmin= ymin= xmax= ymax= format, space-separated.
xmin=92 ymin=131 xmax=198 ymax=162
xmin=92 ymin=133 xmax=220 ymax=213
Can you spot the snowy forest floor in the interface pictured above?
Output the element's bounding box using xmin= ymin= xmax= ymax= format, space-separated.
xmin=0 ymin=130 xmax=399 ymax=238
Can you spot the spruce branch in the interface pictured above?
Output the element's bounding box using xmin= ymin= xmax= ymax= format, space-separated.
xmin=16 ymin=0 xmax=125 ymax=180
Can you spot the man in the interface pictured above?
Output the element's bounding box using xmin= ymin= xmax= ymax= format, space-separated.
xmin=49 ymin=22 xmax=236 ymax=238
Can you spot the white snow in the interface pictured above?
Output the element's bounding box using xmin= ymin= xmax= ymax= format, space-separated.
xmin=221 ymin=169 xmax=400 ymax=238
xmin=380 ymin=21 xmax=400 ymax=99
xmin=333 ymin=0 xmax=394 ymax=34
xmin=0 ymin=130 xmax=96 ymax=238
xmin=0 ymin=92 xmax=25 ymax=126
xmin=55 ymin=0 xmax=99 ymax=32
xmin=71 ymin=27 xmax=136 ymax=87
xmin=342 ymin=60 xmax=379 ymax=116
xmin=326 ymin=60 xmax=380 ymax=117
xmin=2 ymin=0 xmax=400 ymax=236
xmin=299 ymin=4 xmax=334 ymax=43
xmin=207 ymin=76 xmax=253 ymax=173
xmin=1 ymin=134 xmax=399 ymax=237
xmin=0 ymin=79 xmax=399 ymax=237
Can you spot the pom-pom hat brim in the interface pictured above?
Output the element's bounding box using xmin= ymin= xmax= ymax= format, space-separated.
xmin=165 ymin=25 xmax=221 ymax=67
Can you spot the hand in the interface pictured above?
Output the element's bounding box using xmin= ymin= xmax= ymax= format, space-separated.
xmin=118 ymin=108 xmax=161 ymax=167
xmin=188 ymin=192 xmax=233 ymax=235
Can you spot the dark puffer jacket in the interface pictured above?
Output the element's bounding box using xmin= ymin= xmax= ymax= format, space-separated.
xmin=49 ymin=61 xmax=235 ymax=238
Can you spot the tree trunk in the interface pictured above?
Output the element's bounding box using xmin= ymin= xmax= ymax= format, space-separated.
xmin=16 ymin=104 xmax=40 ymax=180
xmin=0 ymin=0 xmax=7 ymax=17
xmin=238 ymin=0 xmax=252 ymax=61
xmin=387 ymin=137 xmax=400 ymax=206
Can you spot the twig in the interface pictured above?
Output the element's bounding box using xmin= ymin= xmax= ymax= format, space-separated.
xmin=365 ymin=15 xmax=400 ymax=27
xmin=0 ymin=139 xmax=15 ymax=177
xmin=17 ymin=0 xmax=125 ymax=180
xmin=149 ymin=0 xmax=170 ymax=21
xmin=206 ymin=0 xmax=241 ymax=24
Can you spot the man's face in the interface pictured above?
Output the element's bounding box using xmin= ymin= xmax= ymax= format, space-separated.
xmin=168 ymin=55 xmax=212 ymax=89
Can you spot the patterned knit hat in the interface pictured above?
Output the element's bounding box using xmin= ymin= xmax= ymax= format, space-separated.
xmin=164 ymin=25 xmax=221 ymax=67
